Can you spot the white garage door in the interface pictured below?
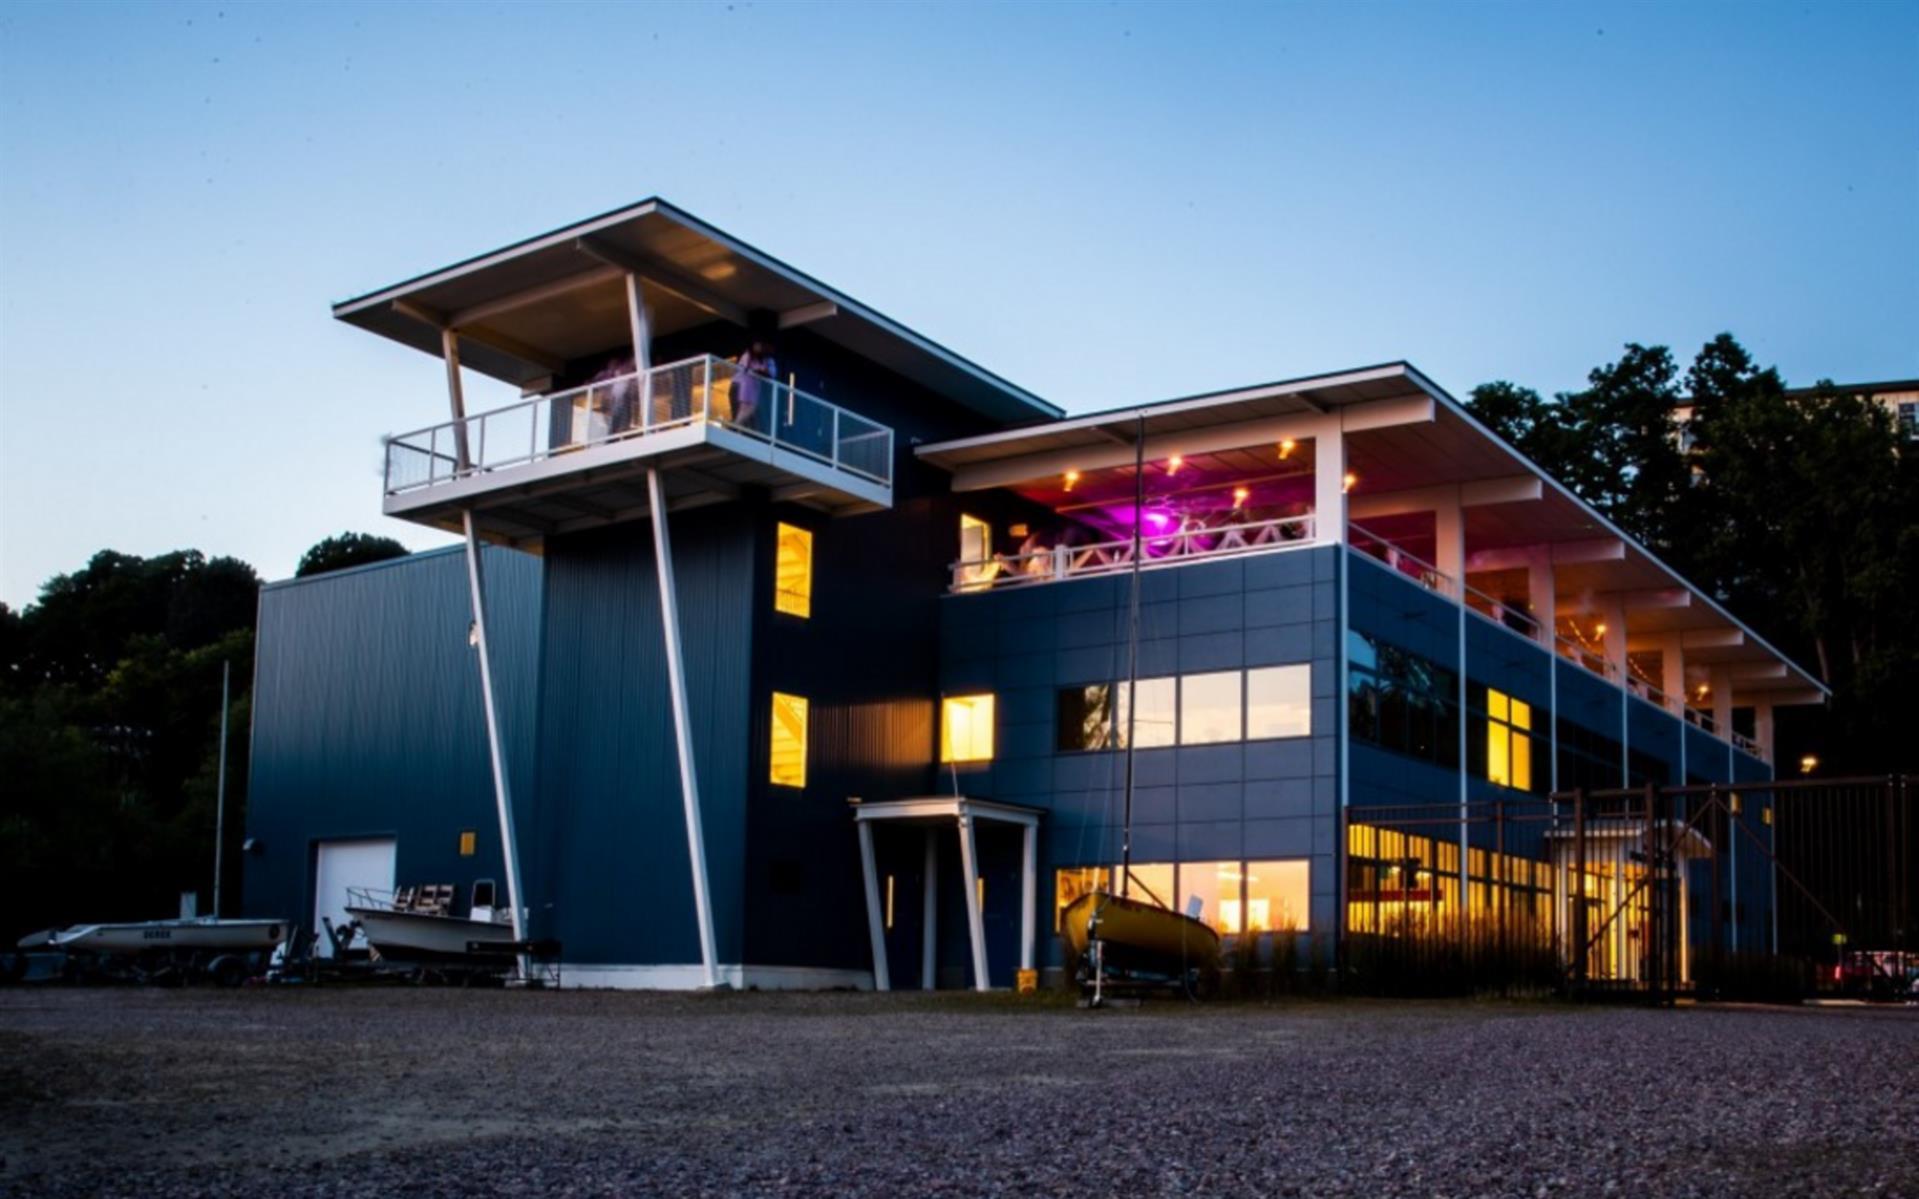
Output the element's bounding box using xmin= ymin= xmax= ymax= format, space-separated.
xmin=313 ymin=838 xmax=397 ymax=957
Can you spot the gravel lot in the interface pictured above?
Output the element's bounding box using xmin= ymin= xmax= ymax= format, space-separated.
xmin=0 ymin=987 xmax=1913 ymax=1198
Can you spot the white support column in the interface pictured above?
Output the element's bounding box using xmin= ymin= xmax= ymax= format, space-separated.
xmin=647 ymin=468 xmax=722 ymax=989
xmin=1433 ymin=489 xmax=1464 ymax=589
xmin=921 ymin=827 xmax=939 ymax=990
xmin=1312 ymin=417 xmax=1346 ymax=545
xmin=956 ymin=813 xmax=991 ymax=992
xmin=1019 ymin=823 xmax=1038 ymax=974
xmin=1527 ymin=550 xmax=1555 ymax=643
xmin=1710 ymin=666 xmax=1734 ymax=736
xmin=441 ymin=329 xmax=529 ymax=972
xmin=624 ymin=271 xmax=654 ymax=423
xmin=461 ymin=512 xmax=529 ymax=958
xmin=1659 ymin=632 xmax=1685 ymax=712
xmin=857 ymin=820 xmax=890 ymax=992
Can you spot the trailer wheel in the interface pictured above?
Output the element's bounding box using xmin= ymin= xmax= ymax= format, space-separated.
xmin=207 ymin=955 xmax=248 ymax=988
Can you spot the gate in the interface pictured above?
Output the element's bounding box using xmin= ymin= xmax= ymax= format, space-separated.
xmin=1341 ymin=776 xmax=1915 ymax=1001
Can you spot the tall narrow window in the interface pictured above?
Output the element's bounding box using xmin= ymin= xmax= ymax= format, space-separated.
xmin=769 ymin=692 xmax=809 ymax=788
xmin=774 ymin=523 xmax=813 ymax=618
xmin=957 ymin=514 xmax=993 ymax=588
xmin=1056 ymin=684 xmax=1114 ymax=751
xmin=941 ymin=694 xmax=996 ymax=763
xmin=1485 ymin=688 xmax=1532 ymax=791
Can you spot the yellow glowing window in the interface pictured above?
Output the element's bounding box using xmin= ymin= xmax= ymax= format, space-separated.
xmin=769 ymin=692 xmax=809 ymax=787
xmin=458 ymin=830 xmax=477 ymax=857
xmin=885 ymin=874 xmax=896 ymax=930
xmin=941 ymin=694 xmax=996 ymax=763
xmin=1485 ymin=688 xmax=1533 ymax=791
xmin=774 ymin=523 xmax=812 ymax=618
xmin=957 ymin=514 xmax=994 ymax=588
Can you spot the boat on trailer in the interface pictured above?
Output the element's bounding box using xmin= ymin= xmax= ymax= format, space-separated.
xmin=344 ymin=883 xmax=518 ymax=965
xmin=15 ymin=917 xmax=287 ymax=985
xmin=1062 ymin=889 xmax=1221 ymax=994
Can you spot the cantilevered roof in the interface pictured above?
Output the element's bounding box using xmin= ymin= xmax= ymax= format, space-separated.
xmin=917 ymin=362 xmax=1828 ymax=701
xmin=333 ymin=198 xmax=1061 ymax=426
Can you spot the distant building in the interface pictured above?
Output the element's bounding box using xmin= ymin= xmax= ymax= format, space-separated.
xmin=1674 ymin=378 xmax=1919 ymax=453
xmin=243 ymin=201 xmax=1824 ymax=991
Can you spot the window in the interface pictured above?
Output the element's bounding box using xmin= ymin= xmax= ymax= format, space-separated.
xmin=1900 ymin=401 xmax=1918 ymax=442
xmin=1244 ymin=860 xmax=1310 ymax=933
xmin=1055 ymin=866 xmax=1113 ymax=930
xmin=1116 ymin=677 xmax=1177 ymax=748
xmin=1182 ymin=860 xmax=1243 ymax=933
xmin=940 ymin=694 xmax=995 ymax=763
xmin=1558 ymin=720 xmax=1624 ymax=791
xmin=1483 ymin=687 xmax=1533 ymax=791
xmin=1179 ymin=671 xmax=1242 ymax=745
xmin=957 ymin=514 xmax=993 ymax=588
xmin=458 ymin=829 xmax=477 ymax=857
xmin=1347 ymin=631 xmax=1459 ymax=768
xmin=471 ymin=879 xmax=496 ymax=909
xmin=1056 ymin=684 xmax=1115 ymax=751
xmin=774 ymin=523 xmax=812 ymax=618
xmin=769 ymin=692 xmax=808 ymax=787
xmin=1247 ymin=665 xmax=1311 ymax=739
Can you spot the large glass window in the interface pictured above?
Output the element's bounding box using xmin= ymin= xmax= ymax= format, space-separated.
xmin=769 ymin=691 xmax=808 ymax=788
xmin=773 ymin=523 xmax=813 ymax=618
xmin=1347 ymin=631 xmax=1459 ymax=768
xmin=1056 ymin=684 xmax=1114 ymax=751
xmin=1247 ymin=665 xmax=1312 ymax=739
xmin=940 ymin=693 xmax=995 ymax=763
xmin=1116 ymin=677 xmax=1178 ymax=748
xmin=1179 ymin=671 xmax=1242 ymax=745
xmin=1244 ymin=860 xmax=1311 ymax=932
xmin=1055 ymin=866 xmax=1113 ymax=930
xmin=956 ymin=514 xmax=993 ymax=589
xmin=1181 ymin=860 xmax=1243 ymax=933
xmin=1122 ymin=862 xmax=1177 ymax=910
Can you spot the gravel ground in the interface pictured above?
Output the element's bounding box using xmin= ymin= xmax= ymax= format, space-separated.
xmin=0 ymin=987 xmax=1913 ymax=1198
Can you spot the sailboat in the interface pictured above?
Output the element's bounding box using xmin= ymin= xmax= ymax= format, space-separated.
xmin=1064 ymin=415 xmax=1221 ymax=999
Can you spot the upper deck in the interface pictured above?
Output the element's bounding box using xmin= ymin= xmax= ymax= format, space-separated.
xmin=382 ymin=353 xmax=893 ymax=541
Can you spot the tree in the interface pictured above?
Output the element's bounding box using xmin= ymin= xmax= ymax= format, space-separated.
xmin=296 ymin=532 xmax=408 ymax=578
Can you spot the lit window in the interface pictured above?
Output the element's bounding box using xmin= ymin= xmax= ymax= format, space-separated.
xmin=1124 ymin=862 xmax=1177 ymax=910
xmin=1244 ymin=860 xmax=1310 ymax=933
xmin=1247 ymin=665 xmax=1311 ymax=739
xmin=1116 ymin=677 xmax=1177 ymax=748
xmin=1485 ymin=688 xmax=1533 ymax=791
xmin=957 ymin=514 xmax=993 ymax=588
xmin=1183 ymin=860 xmax=1244 ymax=934
xmin=884 ymin=874 xmax=895 ymax=930
xmin=458 ymin=830 xmax=477 ymax=857
xmin=769 ymin=692 xmax=808 ymax=787
xmin=1180 ymin=671 xmax=1243 ymax=745
xmin=1056 ymin=685 xmax=1115 ymax=751
xmin=941 ymin=694 xmax=995 ymax=763
xmin=774 ymin=523 xmax=812 ymax=618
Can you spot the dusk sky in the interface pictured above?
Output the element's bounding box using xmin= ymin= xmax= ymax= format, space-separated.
xmin=1 ymin=1 xmax=1913 ymax=607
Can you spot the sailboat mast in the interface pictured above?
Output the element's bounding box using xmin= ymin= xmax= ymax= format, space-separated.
xmin=213 ymin=659 xmax=229 ymax=918
xmin=1119 ymin=412 xmax=1146 ymax=898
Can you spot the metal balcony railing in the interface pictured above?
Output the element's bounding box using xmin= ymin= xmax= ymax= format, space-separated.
xmin=947 ymin=513 xmax=1316 ymax=592
xmin=382 ymin=354 xmax=894 ymax=497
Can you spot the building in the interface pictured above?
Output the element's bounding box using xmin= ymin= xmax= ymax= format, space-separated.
xmin=1675 ymin=377 xmax=1919 ymax=451
xmin=242 ymin=200 xmax=1826 ymax=990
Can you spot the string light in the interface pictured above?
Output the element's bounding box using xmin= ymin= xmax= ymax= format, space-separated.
xmin=1063 ymin=469 xmax=1080 ymax=493
xmin=1799 ymin=754 xmax=1819 ymax=775
xmin=1232 ymin=486 xmax=1249 ymax=509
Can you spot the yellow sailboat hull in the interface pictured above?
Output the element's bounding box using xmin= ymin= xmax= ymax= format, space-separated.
xmin=1061 ymin=890 xmax=1221 ymax=981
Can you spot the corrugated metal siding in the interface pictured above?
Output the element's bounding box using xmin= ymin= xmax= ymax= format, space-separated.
xmin=533 ymin=509 xmax=755 ymax=965
xmin=242 ymin=546 xmax=542 ymax=929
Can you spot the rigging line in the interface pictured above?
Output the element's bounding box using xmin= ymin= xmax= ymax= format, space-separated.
xmin=1120 ymin=411 xmax=1146 ymax=900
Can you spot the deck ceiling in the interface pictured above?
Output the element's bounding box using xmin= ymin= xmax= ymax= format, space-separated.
xmin=333 ymin=198 xmax=1058 ymax=425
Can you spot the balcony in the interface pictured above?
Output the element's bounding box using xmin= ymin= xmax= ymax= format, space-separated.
xmin=381 ymin=354 xmax=894 ymax=540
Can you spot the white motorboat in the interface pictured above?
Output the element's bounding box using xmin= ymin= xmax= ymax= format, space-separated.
xmin=344 ymin=884 xmax=518 ymax=964
xmin=17 ymin=917 xmax=286 ymax=954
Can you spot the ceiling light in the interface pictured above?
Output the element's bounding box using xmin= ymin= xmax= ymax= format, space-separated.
xmin=1232 ymin=486 xmax=1249 ymax=509
xmin=1166 ymin=455 xmax=1183 ymax=475
xmin=1342 ymin=471 xmax=1357 ymax=493
xmin=1063 ymin=469 xmax=1080 ymax=493
xmin=1278 ymin=438 xmax=1296 ymax=460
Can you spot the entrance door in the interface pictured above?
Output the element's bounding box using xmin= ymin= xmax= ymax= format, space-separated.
xmin=313 ymin=838 xmax=396 ymax=957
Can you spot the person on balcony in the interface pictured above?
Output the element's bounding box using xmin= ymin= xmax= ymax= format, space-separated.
xmin=593 ymin=353 xmax=640 ymax=438
xmin=734 ymin=338 xmax=779 ymax=432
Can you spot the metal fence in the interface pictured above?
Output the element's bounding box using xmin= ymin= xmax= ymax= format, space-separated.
xmin=1340 ymin=776 xmax=1916 ymax=1002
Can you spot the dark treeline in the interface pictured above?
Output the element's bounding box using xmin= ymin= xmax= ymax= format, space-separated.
xmin=1467 ymin=333 xmax=1919 ymax=775
xmin=0 ymin=533 xmax=406 ymax=941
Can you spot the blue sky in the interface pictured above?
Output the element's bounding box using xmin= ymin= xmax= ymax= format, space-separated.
xmin=1 ymin=1 xmax=1913 ymax=606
